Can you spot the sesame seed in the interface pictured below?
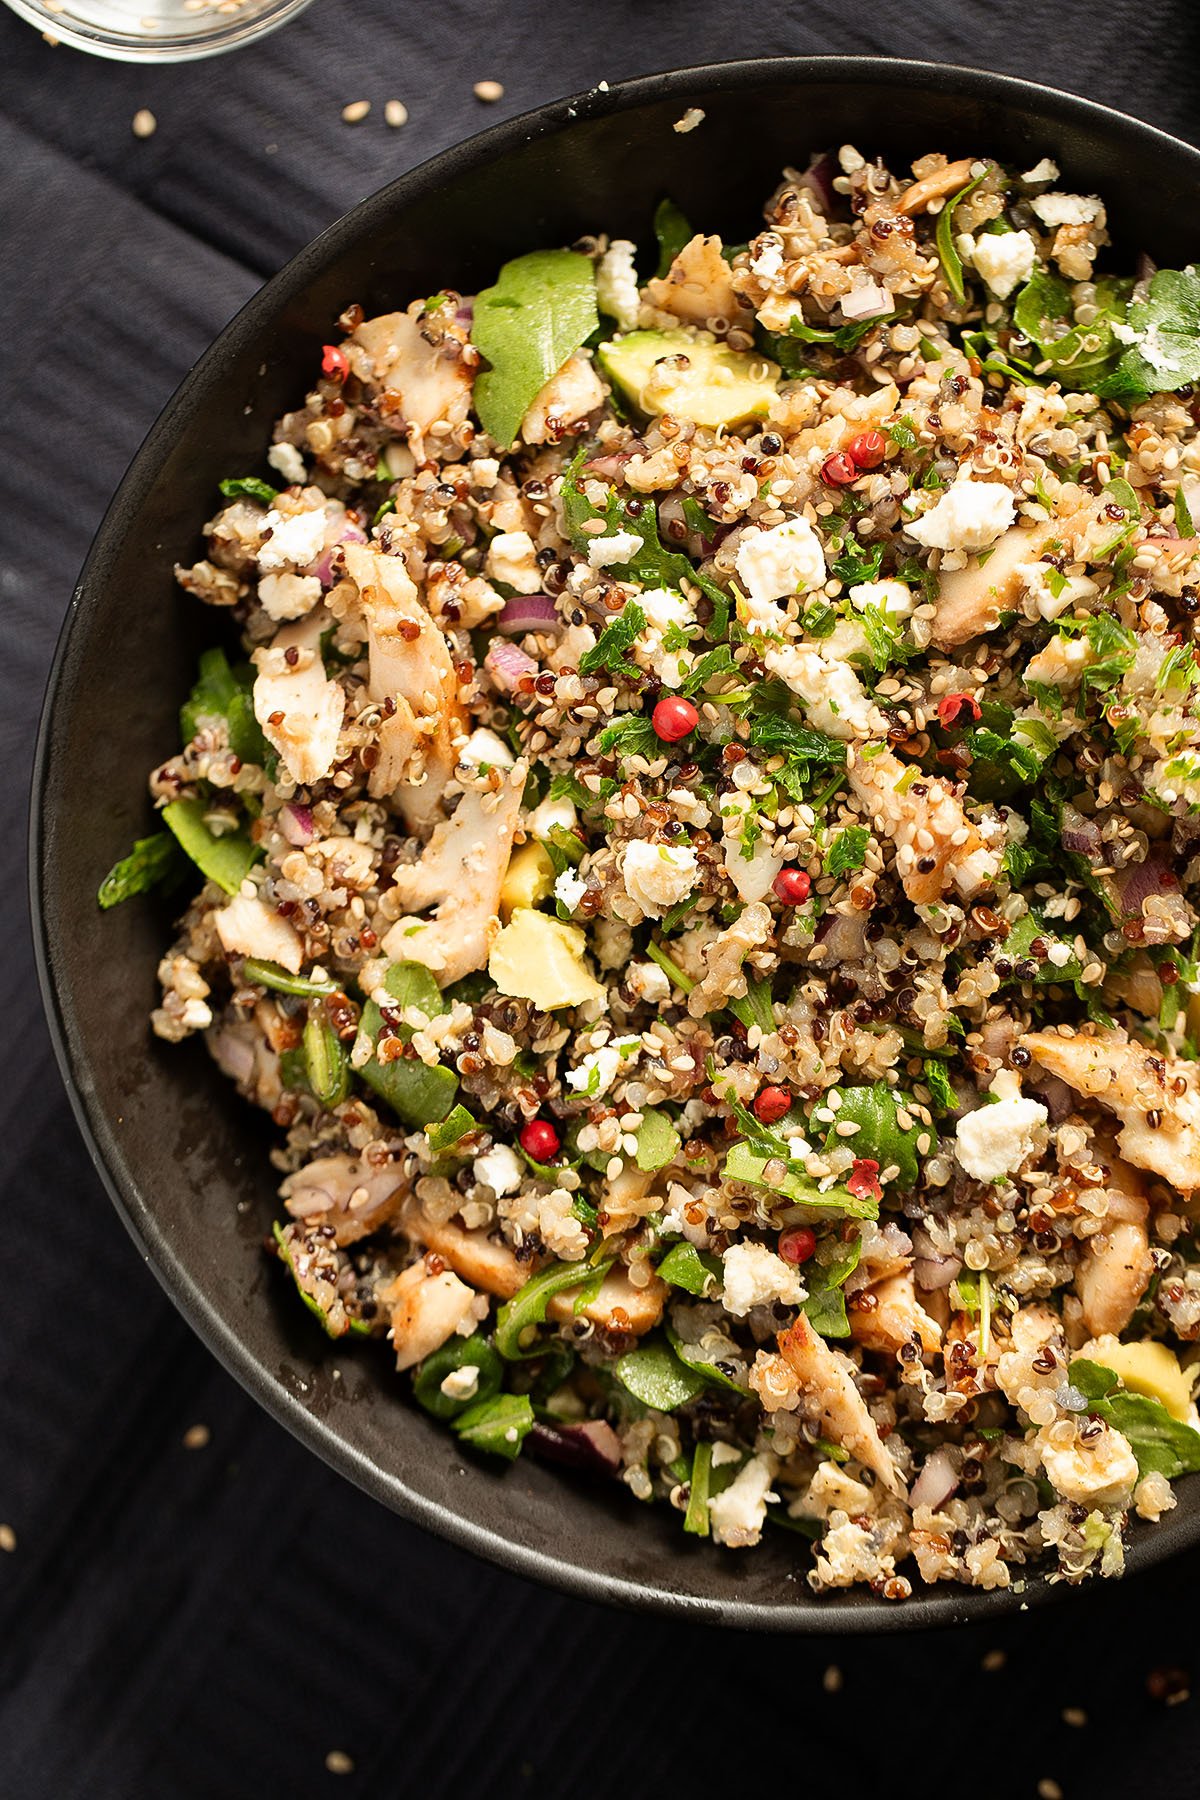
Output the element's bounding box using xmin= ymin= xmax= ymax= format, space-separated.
xmin=341 ymin=100 xmax=371 ymax=124
xmin=474 ymin=79 xmax=504 ymax=102
xmin=981 ymin=1648 xmax=1006 ymax=1671
xmin=822 ymin=1663 xmax=843 ymax=1693
xmin=1037 ymin=1782 xmax=1063 ymax=1800
xmin=0 ymin=1525 xmax=15 ymax=1553
xmin=183 ymin=1423 xmax=210 ymax=1450
xmin=131 ymin=108 xmax=157 ymax=139
xmin=384 ymin=99 xmax=409 ymax=128
xmin=1062 ymin=1707 xmax=1087 ymax=1728
xmin=325 ymin=1751 xmax=355 ymax=1775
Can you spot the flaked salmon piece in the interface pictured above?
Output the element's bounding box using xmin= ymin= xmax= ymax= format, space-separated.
xmin=851 ymin=1271 xmax=944 ymax=1356
xmin=1023 ymin=1027 xmax=1200 ymax=1195
xmin=778 ymin=1314 xmax=904 ymax=1493
xmin=382 ymin=1256 xmax=485 ymax=1371
xmin=281 ymin=1153 xmax=405 ymax=1247
xmin=252 ymin=608 xmax=345 ymax=786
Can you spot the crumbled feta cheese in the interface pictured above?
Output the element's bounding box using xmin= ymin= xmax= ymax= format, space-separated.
xmin=721 ymin=1242 xmax=806 ymax=1318
xmin=907 ymin=474 xmax=1016 ymax=553
xmin=622 ymin=840 xmax=699 ymax=918
xmin=257 ymin=507 xmax=328 ymax=573
xmin=968 ymin=228 xmax=1037 ymax=300
xmin=750 ymin=237 xmax=784 ymax=281
xmin=587 ymin=530 xmax=642 ymax=568
xmin=720 ymin=791 xmax=779 ymax=902
xmin=954 ymin=1070 xmax=1048 ymax=1182
xmin=257 ymin=571 xmax=322 ymax=621
xmin=1046 ymin=941 xmax=1073 ymax=968
xmin=553 ymin=868 xmax=587 ymax=913
xmin=1031 ymin=192 xmax=1103 ymax=229
xmin=840 ymin=278 xmax=893 ymax=321
xmin=639 ymin=585 xmax=695 ymax=632
xmin=626 ymin=959 xmax=671 ymax=1005
xmin=764 ymin=644 xmax=876 ymax=740
xmin=266 ymin=441 xmax=307 ymax=485
xmin=565 ymin=1036 xmax=641 ymax=1098
xmin=1111 ymin=320 xmax=1139 ymax=346
xmin=440 ymin=1365 xmax=480 ymax=1402
xmin=1021 ymin=157 xmax=1059 ymax=184
xmin=486 ymin=530 xmax=543 ymax=594
xmin=708 ymin=1453 xmax=778 ymax=1547
xmin=473 ymin=1143 xmax=524 ymax=1197
xmin=471 ymin=455 xmax=501 ymax=488
xmin=847 ymin=577 xmax=914 ymax=619
xmin=1140 ymin=322 xmax=1183 ymax=378
xmin=1018 ymin=561 xmax=1099 ymax=621
xmin=736 ymin=516 xmax=826 ymax=609
xmin=595 ymin=238 xmax=641 ymax=331
xmin=529 ymin=795 xmax=576 ymax=836
xmin=459 ymin=727 xmax=515 ymax=768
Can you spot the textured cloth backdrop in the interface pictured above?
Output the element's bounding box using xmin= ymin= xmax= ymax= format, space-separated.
xmin=5 ymin=5 xmax=1200 ymax=1796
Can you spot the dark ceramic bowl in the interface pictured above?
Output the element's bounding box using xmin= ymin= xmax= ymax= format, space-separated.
xmin=31 ymin=56 xmax=1200 ymax=1631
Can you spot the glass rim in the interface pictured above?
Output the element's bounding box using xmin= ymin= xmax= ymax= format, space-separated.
xmin=3 ymin=0 xmax=314 ymax=61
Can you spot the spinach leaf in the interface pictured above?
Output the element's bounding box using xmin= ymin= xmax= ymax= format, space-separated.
xmin=455 ymin=1392 xmax=534 ymax=1460
xmin=615 ymin=1334 xmax=708 ymax=1410
xmin=472 ymin=250 xmax=599 ymax=447
xmin=786 ymin=311 xmax=897 ymax=353
xmin=425 ymin=1104 xmax=478 ymax=1155
xmin=561 ymin=451 xmax=728 ymax=624
xmin=577 ymin=601 xmax=647 ymax=677
xmin=634 ymin=1109 xmax=681 ymax=1171
xmin=823 ymin=1083 xmax=927 ymax=1189
xmin=935 ymin=166 xmax=990 ymax=304
xmin=801 ymin=1234 xmax=862 ymax=1339
xmin=823 ymin=825 xmax=870 ymax=878
xmin=181 ymin=645 xmax=270 ymax=765
xmin=1068 ymin=1359 xmax=1200 ymax=1479
xmin=413 ymin=1334 xmax=503 ymax=1420
xmin=654 ymin=198 xmax=693 ymax=277
xmin=723 ymin=1140 xmax=879 ymax=1219
xmin=1099 ymin=268 xmax=1200 ymax=404
xmin=1013 ymin=270 xmax=1130 ymax=392
xmin=656 ymin=1241 xmax=721 ymax=1296
xmin=495 ymin=1258 xmax=613 ymax=1359
xmin=97 ymin=830 xmax=180 ymax=910
xmin=683 ymin=1439 xmax=713 ymax=1535
xmin=161 ymin=798 xmax=261 ymax=895
xmin=219 ymin=476 xmax=278 ymax=506
xmin=357 ymin=961 xmax=459 ymax=1127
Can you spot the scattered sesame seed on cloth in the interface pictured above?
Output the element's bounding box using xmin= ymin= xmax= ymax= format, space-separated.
xmin=473 ymin=79 xmax=504 ymax=102
xmin=131 ymin=109 xmax=157 ymax=139
xmin=341 ymin=100 xmax=371 ymax=125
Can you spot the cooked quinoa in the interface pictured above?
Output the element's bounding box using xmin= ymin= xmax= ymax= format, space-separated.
xmin=103 ymin=143 xmax=1200 ymax=1598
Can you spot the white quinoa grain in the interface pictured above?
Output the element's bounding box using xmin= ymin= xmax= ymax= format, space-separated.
xmin=341 ymin=100 xmax=371 ymax=124
xmin=384 ymin=99 xmax=409 ymax=128
xmin=131 ymin=108 xmax=157 ymax=139
xmin=474 ymin=79 xmax=504 ymax=102
xmin=674 ymin=107 xmax=705 ymax=134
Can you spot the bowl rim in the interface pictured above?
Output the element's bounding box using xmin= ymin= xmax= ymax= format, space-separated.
xmin=31 ymin=53 xmax=1200 ymax=1633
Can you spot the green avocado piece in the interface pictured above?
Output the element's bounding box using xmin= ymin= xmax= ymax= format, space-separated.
xmin=598 ymin=329 xmax=779 ymax=428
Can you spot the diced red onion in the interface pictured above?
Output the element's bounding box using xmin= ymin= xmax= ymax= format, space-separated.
xmin=583 ymin=448 xmax=640 ymax=481
xmin=909 ymin=1448 xmax=959 ymax=1512
xmin=1134 ymin=251 xmax=1157 ymax=293
xmin=280 ymin=802 xmax=315 ymax=846
xmin=485 ymin=638 xmax=538 ymax=693
xmin=1060 ymin=804 xmax=1103 ymax=860
xmin=1028 ymin=1070 xmax=1076 ymax=1123
xmin=912 ymin=1226 xmax=963 ymax=1292
xmin=529 ymin=1419 xmax=622 ymax=1476
xmin=1113 ymin=847 xmax=1181 ymax=916
xmin=798 ymin=152 xmax=837 ymax=215
xmin=813 ymin=910 xmax=868 ymax=962
xmin=494 ymin=595 xmax=564 ymax=637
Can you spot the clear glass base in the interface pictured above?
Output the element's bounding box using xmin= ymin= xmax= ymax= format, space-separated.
xmin=4 ymin=0 xmax=314 ymax=61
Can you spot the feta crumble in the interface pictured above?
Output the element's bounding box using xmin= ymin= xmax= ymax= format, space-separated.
xmin=553 ymin=868 xmax=587 ymax=913
xmin=266 ymin=441 xmax=307 ymax=486
xmin=721 ymin=1242 xmax=806 ymax=1317
xmin=595 ymin=238 xmax=640 ymax=331
xmin=622 ymin=840 xmax=699 ymax=918
xmin=735 ymin=516 xmax=827 ymax=608
xmin=257 ymin=507 xmax=327 ymax=573
xmin=565 ymin=1036 xmax=641 ymax=1098
xmin=587 ymin=530 xmax=642 ymax=568
xmin=847 ymin=577 xmax=914 ymax=619
xmin=907 ymin=474 xmax=1016 ymax=554
xmin=257 ymin=571 xmax=322 ymax=621
xmin=966 ymin=228 xmax=1037 ymax=300
xmin=473 ymin=1143 xmax=524 ymax=1196
xmin=486 ymin=530 xmax=543 ymax=594
xmin=1031 ymin=192 xmax=1103 ymax=229
xmin=459 ymin=727 xmax=515 ymax=768
xmin=708 ymin=1453 xmax=778 ymax=1547
xmin=954 ymin=1070 xmax=1048 ymax=1182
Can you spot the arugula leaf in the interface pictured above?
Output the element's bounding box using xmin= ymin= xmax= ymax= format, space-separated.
xmin=653 ymin=199 xmax=693 ymax=278
xmin=472 ymin=250 xmax=599 ymax=447
xmin=634 ymin=1110 xmax=681 ymax=1172
xmin=786 ymin=310 xmax=896 ymax=353
xmin=923 ymin=1058 xmax=960 ymax=1114
xmin=495 ymin=1258 xmax=614 ymax=1359
xmin=614 ymin=1334 xmax=707 ymax=1411
xmin=683 ymin=1440 xmax=713 ymax=1535
xmin=656 ymin=1241 xmax=721 ymax=1297
xmin=1099 ymin=268 xmax=1200 ymax=404
xmin=455 ymin=1392 xmax=534 ymax=1460
xmin=219 ymin=476 xmax=278 ymax=506
xmin=595 ymin=713 xmax=660 ymax=759
xmin=823 ymin=1083 xmax=927 ymax=1189
xmin=97 ymin=831 xmax=180 ymax=910
xmin=823 ymin=825 xmax=869 ymax=878
xmin=1175 ymin=485 xmax=1196 ymax=539
xmin=723 ymin=1141 xmax=879 ymax=1219
xmin=935 ymin=165 xmax=990 ymax=304
xmin=357 ymin=962 xmax=459 ymax=1127
xmin=1068 ymin=1359 xmax=1200 ymax=1478
xmin=830 ymin=538 xmax=885 ymax=585
xmin=577 ymin=601 xmax=647 ymax=677
xmin=1013 ymin=270 xmax=1131 ymax=392
xmin=425 ymin=1104 xmax=478 ymax=1154
xmin=801 ymin=1234 xmax=862 ymax=1339
xmin=180 ymin=645 xmax=270 ymax=765
xmin=161 ymin=798 xmax=260 ymax=895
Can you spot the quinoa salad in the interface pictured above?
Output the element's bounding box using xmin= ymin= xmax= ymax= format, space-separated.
xmin=101 ymin=143 xmax=1200 ymax=1599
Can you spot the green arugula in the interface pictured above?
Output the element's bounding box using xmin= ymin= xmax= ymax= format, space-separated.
xmin=935 ymin=165 xmax=991 ymax=304
xmin=180 ymin=645 xmax=270 ymax=766
xmin=1069 ymin=1359 xmax=1200 ymax=1478
xmin=823 ymin=825 xmax=869 ymax=878
xmin=455 ymin=1392 xmax=534 ymax=1461
xmin=219 ymin=476 xmax=279 ymax=506
xmin=161 ymin=798 xmax=261 ymax=895
xmin=801 ymin=1234 xmax=862 ymax=1338
xmin=653 ymin=198 xmax=693 ymax=277
xmin=97 ymin=830 xmax=181 ymax=910
xmin=1099 ymin=268 xmax=1200 ymax=404
xmin=577 ymin=601 xmax=647 ymax=677
xmin=561 ymin=451 xmax=728 ymax=628
xmin=614 ymin=1334 xmax=707 ymax=1411
xmin=1013 ymin=270 xmax=1132 ymax=392
xmin=472 ymin=250 xmax=599 ymax=447
xmin=723 ymin=1140 xmax=879 ymax=1219
xmin=656 ymin=1241 xmax=722 ymax=1297
xmin=822 ymin=1083 xmax=928 ymax=1189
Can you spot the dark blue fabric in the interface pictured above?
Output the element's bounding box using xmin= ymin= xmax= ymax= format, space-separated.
xmin=5 ymin=6 xmax=1200 ymax=1794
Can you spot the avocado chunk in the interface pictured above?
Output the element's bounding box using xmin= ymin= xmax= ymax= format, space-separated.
xmin=499 ymin=839 xmax=556 ymax=921
xmin=599 ymin=329 xmax=779 ymax=428
xmin=488 ymin=907 xmax=603 ymax=1010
